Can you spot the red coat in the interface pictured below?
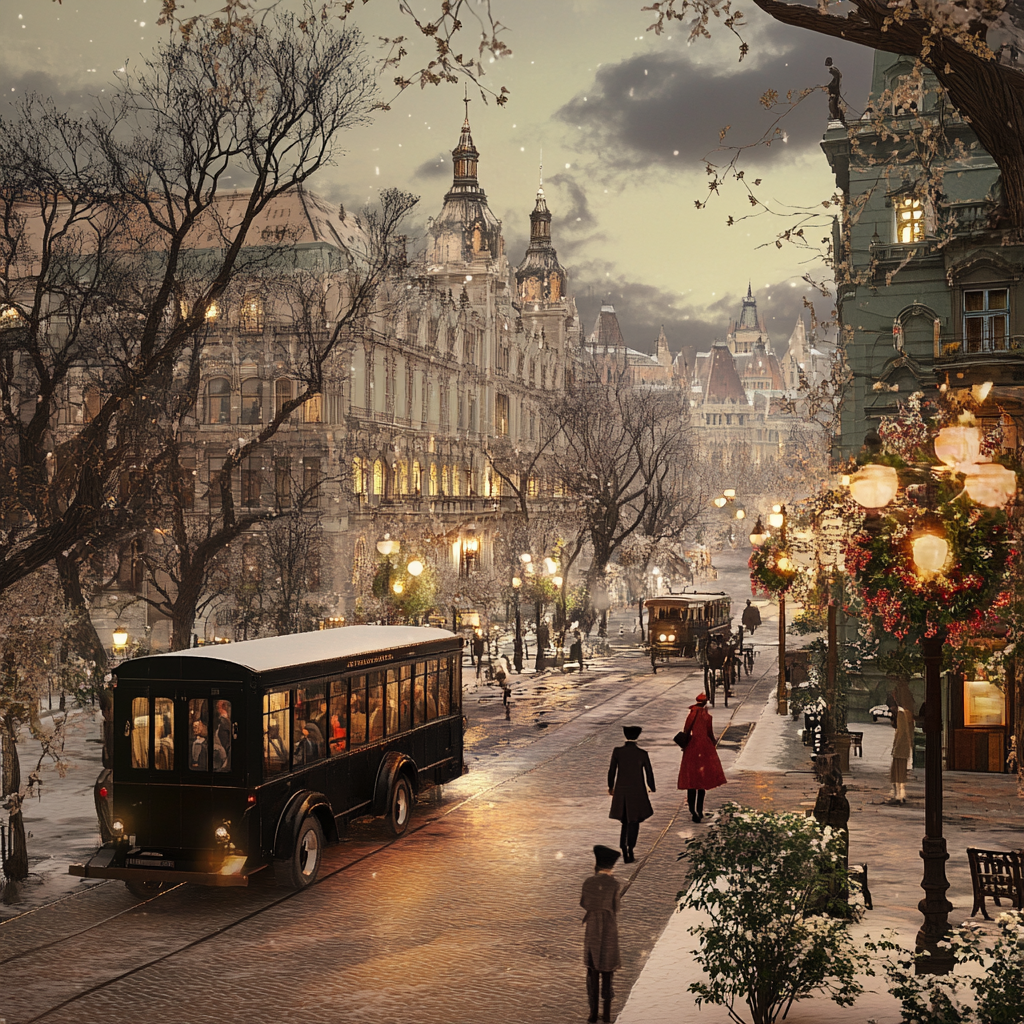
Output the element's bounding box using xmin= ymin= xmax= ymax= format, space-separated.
xmin=676 ymin=704 xmax=727 ymax=791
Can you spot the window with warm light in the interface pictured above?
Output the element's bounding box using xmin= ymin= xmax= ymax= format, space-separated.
xmin=963 ymin=288 xmax=1008 ymax=352
xmin=373 ymin=459 xmax=384 ymax=496
xmin=895 ymin=196 xmax=925 ymax=244
xmin=239 ymin=294 xmax=264 ymax=334
xmin=352 ymin=456 xmax=365 ymax=494
xmin=206 ymin=378 xmax=231 ymax=424
xmin=303 ymin=393 xmax=322 ymax=423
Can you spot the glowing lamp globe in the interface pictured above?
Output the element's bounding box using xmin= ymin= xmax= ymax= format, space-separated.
xmin=776 ymin=556 xmax=793 ymax=572
xmin=112 ymin=628 xmax=129 ymax=649
xmin=748 ymin=517 xmax=768 ymax=547
xmin=552 ymin=575 xmax=563 ymax=589
xmin=392 ymin=581 xmax=404 ymax=595
xmin=934 ymin=425 xmax=981 ymax=468
xmin=723 ymin=488 xmax=736 ymax=499
xmin=511 ymin=576 xmax=522 ymax=589
xmin=407 ymin=559 xmax=424 ymax=577
xmin=911 ymin=533 xmax=949 ymax=575
xmin=768 ymin=509 xmax=785 ymax=529
xmin=376 ymin=533 xmax=400 ymax=556
xmin=849 ymin=464 xmax=898 ymax=509
xmin=963 ymin=463 xmax=1017 ymax=508
xmin=735 ymin=509 xmax=746 ymax=520
xmin=714 ymin=496 xmax=728 ymax=508
xmin=544 ymin=557 xmax=558 ymax=575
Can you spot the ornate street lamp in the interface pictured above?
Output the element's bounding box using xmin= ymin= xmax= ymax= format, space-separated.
xmin=848 ymin=413 xmax=1017 ymax=975
xmin=112 ymin=627 xmax=129 ymax=656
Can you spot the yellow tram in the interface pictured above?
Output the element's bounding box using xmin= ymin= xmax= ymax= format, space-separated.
xmin=645 ymin=593 xmax=732 ymax=670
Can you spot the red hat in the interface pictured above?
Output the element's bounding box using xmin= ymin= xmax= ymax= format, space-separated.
xmin=695 ymin=693 xmax=708 ymax=704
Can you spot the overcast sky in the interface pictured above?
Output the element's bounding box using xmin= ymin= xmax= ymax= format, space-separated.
xmin=3 ymin=0 xmax=874 ymax=359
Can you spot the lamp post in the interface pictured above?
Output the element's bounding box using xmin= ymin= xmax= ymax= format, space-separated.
xmin=847 ymin=416 xmax=1016 ymax=975
xmin=511 ymin=575 xmax=524 ymax=673
xmin=767 ymin=504 xmax=789 ymax=715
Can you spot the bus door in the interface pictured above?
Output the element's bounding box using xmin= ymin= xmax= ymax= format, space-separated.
xmin=181 ymin=687 xmax=245 ymax=852
xmin=117 ymin=686 xmax=182 ymax=849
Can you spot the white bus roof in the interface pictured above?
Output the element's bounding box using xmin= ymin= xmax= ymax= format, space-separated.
xmin=136 ymin=626 xmax=458 ymax=675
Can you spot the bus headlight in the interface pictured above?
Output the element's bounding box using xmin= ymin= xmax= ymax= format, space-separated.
xmin=658 ymin=633 xmax=667 ymax=642
xmin=111 ymin=819 xmax=125 ymax=836
xmin=668 ymin=634 xmax=676 ymax=642
xmin=215 ymin=825 xmax=230 ymax=843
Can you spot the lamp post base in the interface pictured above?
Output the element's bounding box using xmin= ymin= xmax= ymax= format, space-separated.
xmin=916 ymin=835 xmax=954 ymax=975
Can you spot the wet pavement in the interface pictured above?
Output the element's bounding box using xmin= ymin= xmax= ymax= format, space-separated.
xmin=2 ymin=550 xmax=1020 ymax=1024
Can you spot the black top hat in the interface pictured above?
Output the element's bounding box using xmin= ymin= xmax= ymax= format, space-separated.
xmin=622 ymin=725 xmax=642 ymax=740
xmin=594 ymin=845 xmax=620 ymax=870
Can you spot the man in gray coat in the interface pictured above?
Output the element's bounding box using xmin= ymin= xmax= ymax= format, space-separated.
xmin=607 ymin=725 xmax=656 ymax=863
xmin=581 ymin=844 xmax=621 ymax=1023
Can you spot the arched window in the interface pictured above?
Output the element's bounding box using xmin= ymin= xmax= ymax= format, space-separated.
xmin=239 ymin=294 xmax=264 ymax=334
xmin=429 ymin=463 xmax=438 ymax=496
xmin=274 ymin=378 xmax=292 ymax=417
xmin=441 ymin=465 xmax=450 ymax=495
xmin=352 ymin=457 xmax=365 ymax=494
xmin=452 ymin=466 xmax=461 ymax=496
xmin=242 ymin=541 xmax=262 ymax=580
xmin=241 ymin=378 xmax=263 ymax=425
xmin=412 ymin=461 xmax=422 ymax=494
xmin=373 ymin=459 xmax=384 ymax=495
xmin=206 ymin=377 xmax=231 ymax=424
xmin=398 ymin=460 xmax=408 ymax=494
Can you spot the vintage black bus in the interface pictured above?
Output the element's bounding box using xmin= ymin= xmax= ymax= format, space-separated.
xmin=70 ymin=626 xmax=464 ymax=898
xmin=646 ymin=593 xmax=732 ymax=670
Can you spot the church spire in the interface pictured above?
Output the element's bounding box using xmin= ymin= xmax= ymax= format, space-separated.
xmin=445 ymin=101 xmax=486 ymax=203
xmin=516 ymin=174 xmax=566 ymax=304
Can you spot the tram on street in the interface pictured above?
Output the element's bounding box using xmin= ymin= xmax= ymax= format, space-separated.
xmin=70 ymin=626 xmax=464 ymax=899
xmin=645 ymin=593 xmax=732 ymax=670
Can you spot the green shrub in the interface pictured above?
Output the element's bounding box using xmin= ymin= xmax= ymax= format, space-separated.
xmin=679 ymin=803 xmax=868 ymax=1024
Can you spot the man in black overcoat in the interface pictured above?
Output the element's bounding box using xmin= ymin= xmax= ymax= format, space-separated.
xmin=607 ymin=725 xmax=656 ymax=863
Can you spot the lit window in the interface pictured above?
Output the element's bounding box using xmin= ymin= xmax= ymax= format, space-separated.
xmin=205 ymin=301 xmax=220 ymax=321
xmin=0 ymin=304 xmax=23 ymax=327
xmin=304 ymin=393 xmax=322 ymax=423
xmin=895 ymin=197 xmax=925 ymax=244
xmin=239 ymin=294 xmax=264 ymax=334
xmin=964 ymin=289 xmax=1009 ymax=353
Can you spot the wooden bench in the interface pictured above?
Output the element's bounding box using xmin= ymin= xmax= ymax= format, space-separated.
xmin=967 ymin=847 xmax=1024 ymax=920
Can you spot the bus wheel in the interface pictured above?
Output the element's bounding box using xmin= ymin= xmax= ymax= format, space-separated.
xmin=277 ymin=815 xmax=324 ymax=890
xmin=386 ymin=775 xmax=413 ymax=837
xmin=125 ymin=879 xmax=173 ymax=900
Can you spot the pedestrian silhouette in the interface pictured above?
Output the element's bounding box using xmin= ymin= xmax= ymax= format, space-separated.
xmin=581 ymin=844 xmax=620 ymax=1023
xmin=607 ymin=725 xmax=655 ymax=863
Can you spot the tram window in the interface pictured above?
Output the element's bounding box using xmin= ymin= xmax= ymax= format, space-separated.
xmin=437 ymin=658 xmax=449 ymax=717
xmin=154 ymin=697 xmax=174 ymax=770
xmin=401 ymin=664 xmax=414 ymax=731
xmin=386 ymin=668 xmax=399 ymax=735
xmin=131 ymin=697 xmax=150 ymax=769
xmin=368 ymin=674 xmax=384 ymax=742
xmin=444 ymin=657 xmax=457 ymax=711
xmin=189 ymin=699 xmax=209 ymax=771
xmin=349 ymin=675 xmax=367 ymax=747
xmin=424 ymin=661 xmax=437 ymax=721
xmin=263 ymin=692 xmax=290 ymax=778
xmin=212 ymin=699 xmax=233 ymax=772
xmin=294 ymin=685 xmax=326 ymax=765
xmin=329 ymin=679 xmax=348 ymax=754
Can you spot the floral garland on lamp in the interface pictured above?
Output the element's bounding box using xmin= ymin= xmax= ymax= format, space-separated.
xmin=843 ymin=393 xmax=1020 ymax=662
xmin=749 ymin=535 xmax=798 ymax=598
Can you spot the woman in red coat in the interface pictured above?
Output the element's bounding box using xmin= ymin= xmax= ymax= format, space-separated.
xmin=676 ymin=693 xmax=727 ymax=822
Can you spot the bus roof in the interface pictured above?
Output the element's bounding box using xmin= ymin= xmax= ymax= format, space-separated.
xmin=122 ymin=626 xmax=458 ymax=676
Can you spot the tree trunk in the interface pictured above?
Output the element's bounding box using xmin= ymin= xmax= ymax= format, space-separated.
xmin=3 ymin=793 xmax=28 ymax=882
xmin=1 ymin=715 xmax=20 ymax=798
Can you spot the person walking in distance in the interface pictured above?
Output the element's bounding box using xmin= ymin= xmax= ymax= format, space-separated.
xmin=608 ymin=726 xmax=656 ymax=863
xmin=581 ymin=845 xmax=621 ymax=1023
xmin=888 ymin=680 xmax=914 ymax=804
xmin=741 ymin=598 xmax=761 ymax=635
xmin=675 ymin=693 xmax=727 ymax=823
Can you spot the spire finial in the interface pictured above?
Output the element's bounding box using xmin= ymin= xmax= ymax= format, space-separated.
xmin=747 ymin=280 xmax=752 ymax=298
xmin=539 ymin=148 xmax=543 ymax=188
xmin=463 ymin=85 xmax=470 ymax=127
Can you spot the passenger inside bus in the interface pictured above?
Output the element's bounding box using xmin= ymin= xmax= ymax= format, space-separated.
xmin=190 ymin=720 xmax=209 ymax=771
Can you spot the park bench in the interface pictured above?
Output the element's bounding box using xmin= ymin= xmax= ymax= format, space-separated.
xmin=967 ymin=847 xmax=1024 ymax=920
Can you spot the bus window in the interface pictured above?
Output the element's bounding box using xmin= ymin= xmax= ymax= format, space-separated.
xmin=368 ymin=673 xmax=384 ymax=742
xmin=131 ymin=697 xmax=150 ymax=769
xmin=349 ymin=675 xmax=367 ymax=747
xmin=154 ymin=698 xmax=174 ymax=770
xmin=294 ymin=685 xmax=326 ymax=765
xmin=401 ymin=664 xmax=414 ymax=731
xmin=212 ymin=698 xmax=233 ymax=772
xmin=423 ymin=662 xmax=436 ymax=721
xmin=264 ymin=692 xmax=290 ymax=777
xmin=189 ymin=699 xmax=209 ymax=771
xmin=386 ymin=668 xmax=399 ymax=735
xmin=329 ymin=679 xmax=348 ymax=754
xmin=437 ymin=659 xmax=449 ymax=717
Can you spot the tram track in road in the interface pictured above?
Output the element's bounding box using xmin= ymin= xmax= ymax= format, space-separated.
xmin=3 ymin=654 xmax=762 ymax=1024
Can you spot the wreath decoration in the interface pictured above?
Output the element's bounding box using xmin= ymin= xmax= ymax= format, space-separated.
xmin=749 ymin=535 xmax=799 ymax=597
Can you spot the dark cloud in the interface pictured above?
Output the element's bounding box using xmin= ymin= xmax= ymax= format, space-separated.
xmin=0 ymin=68 xmax=109 ymax=117
xmin=413 ymin=152 xmax=452 ymax=180
xmin=543 ymin=173 xmax=596 ymax=231
xmin=556 ymin=17 xmax=873 ymax=171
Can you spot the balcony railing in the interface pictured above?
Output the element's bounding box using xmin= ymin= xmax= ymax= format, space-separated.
xmin=934 ymin=335 xmax=1024 ymax=360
